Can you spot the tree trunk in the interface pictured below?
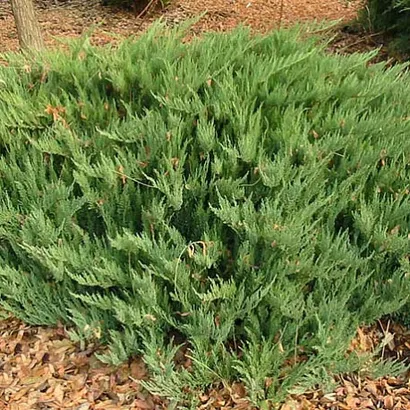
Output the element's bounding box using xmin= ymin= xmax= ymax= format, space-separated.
xmin=10 ymin=0 xmax=44 ymax=52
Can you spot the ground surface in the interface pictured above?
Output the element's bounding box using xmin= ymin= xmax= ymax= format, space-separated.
xmin=2 ymin=315 xmax=410 ymax=409
xmin=0 ymin=0 xmax=362 ymax=53
xmin=1 ymin=0 xmax=410 ymax=409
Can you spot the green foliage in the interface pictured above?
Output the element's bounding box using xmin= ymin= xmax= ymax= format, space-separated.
xmin=0 ymin=23 xmax=410 ymax=407
xmin=359 ymin=0 xmax=410 ymax=54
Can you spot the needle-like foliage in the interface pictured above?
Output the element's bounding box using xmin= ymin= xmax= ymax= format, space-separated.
xmin=0 ymin=22 xmax=409 ymax=407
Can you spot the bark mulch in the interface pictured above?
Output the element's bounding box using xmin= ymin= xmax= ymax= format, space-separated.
xmin=281 ymin=322 xmax=410 ymax=409
xmin=1 ymin=315 xmax=410 ymax=409
xmin=0 ymin=0 xmax=362 ymax=54
xmin=0 ymin=316 xmax=165 ymax=409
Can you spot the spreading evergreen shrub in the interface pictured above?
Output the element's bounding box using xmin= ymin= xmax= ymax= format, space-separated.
xmin=0 ymin=23 xmax=410 ymax=407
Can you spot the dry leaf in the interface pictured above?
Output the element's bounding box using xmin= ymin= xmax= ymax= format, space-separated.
xmin=134 ymin=398 xmax=154 ymax=409
xmin=53 ymin=383 xmax=65 ymax=404
xmin=187 ymin=244 xmax=195 ymax=258
xmin=117 ymin=165 xmax=127 ymax=185
xmin=384 ymin=395 xmax=395 ymax=409
xmin=281 ymin=399 xmax=302 ymax=410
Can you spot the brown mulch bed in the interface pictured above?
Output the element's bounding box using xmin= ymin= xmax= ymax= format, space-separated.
xmin=281 ymin=322 xmax=410 ymax=409
xmin=0 ymin=315 xmax=254 ymax=409
xmin=0 ymin=0 xmax=362 ymax=54
xmin=1 ymin=315 xmax=410 ymax=409
xmin=282 ymin=375 xmax=410 ymax=409
xmin=0 ymin=316 xmax=165 ymax=409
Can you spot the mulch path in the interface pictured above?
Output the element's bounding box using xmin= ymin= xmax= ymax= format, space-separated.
xmin=0 ymin=0 xmax=362 ymax=53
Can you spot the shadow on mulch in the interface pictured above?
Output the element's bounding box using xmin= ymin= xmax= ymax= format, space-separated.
xmin=327 ymin=23 xmax=410 ymax=65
